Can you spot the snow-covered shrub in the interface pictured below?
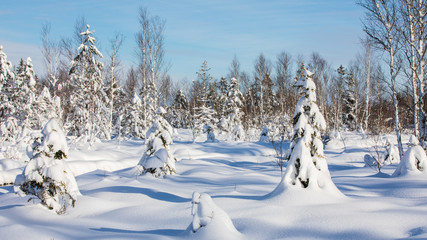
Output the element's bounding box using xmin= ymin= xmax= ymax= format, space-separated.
xmin=14 ymin=119 xmax=79 ymax=214
xmin=364 ymin=133 xmax=388 ymax=172
xmin=383 ymin=139 xmax=400 ymax=164
xmin=392 ymin=145 xmax=427 ymax=177
xmin=188 ymin=192 xmax=241 ymax=239
xmin=1 ymin=116 xmax=19 ymax=142
xmin=259 ymin=126 xmax=270 ymax=143
xmin=137 ymin=107 xmax=176 ymax=177
xmin=203 ymin=124 xmax=218 ymax=143
xmin=233 ymin=124 xmax=245 ymax=141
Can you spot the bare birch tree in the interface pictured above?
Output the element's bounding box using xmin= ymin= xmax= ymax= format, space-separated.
xmin=399 ymin=0 xmax=426 ymax=140
xmin=136 ymin=7 xmax=166 ymax=131
xmin=105 ymin=33 xmax=124 ymax=140
xmin=40 ymin=23 xmax=61 ymax=96
xmin=359 ymin=0 xmax=404 ymax=157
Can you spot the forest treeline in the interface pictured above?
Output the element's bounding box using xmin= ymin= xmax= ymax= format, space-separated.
xmin=0 ymin=1 xmax=425 ymax=150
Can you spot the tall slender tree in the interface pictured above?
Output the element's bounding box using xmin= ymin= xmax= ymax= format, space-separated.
xmin=359 ymin=0 xmax=404 ymax=157
xmin=66 ymin=24 xmax=108 ymax=145
xmin=136 ymin=7 xmax=166 ymax=133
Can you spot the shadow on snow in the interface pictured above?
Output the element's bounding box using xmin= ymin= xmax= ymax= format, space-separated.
xmin=82 ymin=186 xmax=190 ymax=203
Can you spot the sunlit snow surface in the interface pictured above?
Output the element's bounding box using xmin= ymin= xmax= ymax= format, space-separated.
xmin=0 ymin=130 xmax=426 ymax=239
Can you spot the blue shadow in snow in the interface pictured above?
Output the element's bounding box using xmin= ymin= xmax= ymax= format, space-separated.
xmin=213 ymin=194 xmax=264 ymax=201
xmin=90 ymin=227 xmax=183 ymax=236
xmin=0 ymin=204 xmax=23 ymax=210
xmin=82 ymin=186 xmax=190 ymax=203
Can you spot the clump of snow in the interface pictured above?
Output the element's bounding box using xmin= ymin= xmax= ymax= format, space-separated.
xmin=14 ymin=119 xmax=80 ymax=214
xmin=187 ymin=192 xmax=242 ymax=239
xmin=259 ymin=126 xmax=270 ymax=143
xmin=408 ymin=135 xmax=419 ymax=147
xmin=393 ymin=145 xmax=427 ymax=177
xmin=137 ymin=110 xmax=176 ymax=177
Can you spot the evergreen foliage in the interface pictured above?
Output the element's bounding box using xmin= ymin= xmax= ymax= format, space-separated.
xmin=137 ymin=107 xmax=176 ymax=177
xmin=279 ymin=65 xmax=340 ymax=193
xmin=66 ymin=25 xmax=108 ymax=145
xmin=169 ymin=90 xmax=190 ymax=128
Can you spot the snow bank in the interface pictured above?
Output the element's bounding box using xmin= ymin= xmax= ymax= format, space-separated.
xmin=186 ymin=192 xmax=242 ymax=240
xmin=0 ymin=168 xmax=21 ymax=186
xmin=393 ymin=145 xmax=427 ymax=177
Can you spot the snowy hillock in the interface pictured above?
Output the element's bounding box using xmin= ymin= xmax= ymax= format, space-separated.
xmin=186 ymin=192 xmax=242 ymax=240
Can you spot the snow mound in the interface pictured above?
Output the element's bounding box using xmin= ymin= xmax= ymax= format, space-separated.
xmin=266 ymin=172 xmax=346 ymax=204
xmin=393 ymin=145 xmax=427 ymax=177
xmin=186 ymin=192 xmax=242 ymax=240
xmin=0 ymin=169 xmax=21 ymax=186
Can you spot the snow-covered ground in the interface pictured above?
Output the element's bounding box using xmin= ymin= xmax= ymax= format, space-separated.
xmin=0 ymin=130 xmax=426 ymax=239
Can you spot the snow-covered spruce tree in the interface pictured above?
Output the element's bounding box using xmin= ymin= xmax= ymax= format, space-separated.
xmin=193 ymin=61 xmax=218 ymax=141
xmin=203 ymin=124 xmax=218 ymax=143
xmin=224 ymin=77 xmax=245 ymax=141
xmin=0 ymin=46 xmax=14 ymax=92
xmin=12 ymin=58 xmax=37 ymax=130
xmin=14 ymin=119 xmax=80 ymax=214
xmin=66 ymin=24 xmax=108 ymax=145
xmin=187 ymin=192 xmax=241 ymax=239
xmin=169 ymin=90 xmax=190 ymax=129
xmin=0 ymin=46 xmax=17 ymax=142
xmin=270 ymin=66 xmax=342 ymax=196
xmin=31 ymin=87 xmax=62 ymax=130
xmin=259 ymin=126 xmax=270 ymax=143
xmin=342 ymin=68 xmax=357 ymax=131
xmin=137 ymin=107 xmax=176 ymax=177
xmin=139 ymin=77 xmax=158 ymax=134
xmin=217 ymin=76 xmax=228 ymax=131
xmin=121 ymin=92 xmax=145 ymax=138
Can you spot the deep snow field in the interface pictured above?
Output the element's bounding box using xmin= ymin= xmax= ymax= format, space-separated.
xmin=0 ymin=130 xmax=426 ymax=239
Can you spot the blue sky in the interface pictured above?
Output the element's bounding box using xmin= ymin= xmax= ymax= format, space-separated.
xmin=0 ymin=0 xmax=365 ymax=82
